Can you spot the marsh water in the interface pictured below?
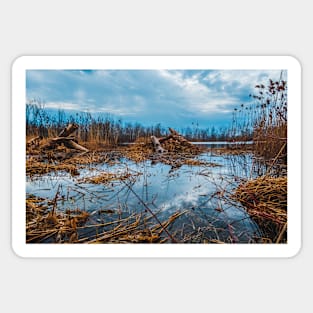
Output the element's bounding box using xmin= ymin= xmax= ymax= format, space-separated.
xmin=27 ymin=142 xmax=263 ymax=242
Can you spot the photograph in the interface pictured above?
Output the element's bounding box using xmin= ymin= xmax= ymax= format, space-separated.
xmin=12 ymin=56 xmax=301 ymax=257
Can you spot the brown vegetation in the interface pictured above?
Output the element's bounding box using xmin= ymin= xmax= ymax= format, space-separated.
xmin=26 ymin=194 xmax=90 ymax=243
xmin=124 ymin=128 xmax=221 ymax=169
xmin=79 ymin=171 xmax=142 ymax=184
xmin=232 ymin=176 xmax=287 ymax=243
xmin=26 ymin=100 xmax=234 ymax=145
xmin=25 ymin=75 xmax=289 ymax=244
xmin=26 ymin=193 xmax=186 ymax=244
xmin=232 ymin=75 xmax=287 ymax=167
xmin=229 ymin=75 xmax=288 ymax=242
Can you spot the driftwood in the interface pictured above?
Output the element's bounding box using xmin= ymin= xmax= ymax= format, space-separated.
xmin=40 ymin=123 xmax=89 ymax=152
xmin=58 ymin=123 xmax=79 ymax=137
xmin=151 ymin=128 xmax=198 ymax=154
xmin=63 ymin=139 xmax=89 ymax=152
xmin=151 ymin=136 xmax=166 ymax=153
xmin=42 ymin=138 xmax=88 ymax=152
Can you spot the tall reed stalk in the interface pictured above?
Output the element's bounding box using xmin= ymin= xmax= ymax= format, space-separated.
xmin=231 ymin=72 xmax=287 ymax=172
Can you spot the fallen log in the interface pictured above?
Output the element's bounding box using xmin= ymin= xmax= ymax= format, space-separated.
xmin=151 ymin=136 xmax=166 ymax=153
xmin=39 ymin=123 xmax=89 ymax=152
xmin=41 ymin=137 xmax=89 ymax=152
xmin=64 ymin=139 xmax=89 ymax=152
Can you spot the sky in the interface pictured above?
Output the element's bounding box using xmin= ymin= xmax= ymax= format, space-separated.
xmin=26 ymin=69 xmax=286 ymax=129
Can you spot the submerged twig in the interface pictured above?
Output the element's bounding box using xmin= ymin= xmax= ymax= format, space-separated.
xmin=122 ymin=180 xmax=178 ymax=243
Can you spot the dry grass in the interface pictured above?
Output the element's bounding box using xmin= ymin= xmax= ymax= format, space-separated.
xmin=210 ymin=145 xmax=253 ymax=156
xmin=124 ymin=137 xmax=219 ymax=170
xmin=79 ymin=171 xmax=141 ymax=184
xmin=26 ymin=195 xmax=90 ymax=243
xmin=253 ymin=124 xmax=287 ymax=163
xmin=162 ymin=137 xmax=200 ymax=154
xmin=26 ymin=194 xmax=186 ymax=244
xmin=232 ymin=176 xmax=287 ymax=243
xmin=26 ymin=149 xmax=123 ymax=177
xmin=26 ymin=159 xmax=80 ymax=176
xmin=86 ymin=211 xmax=186 ymax=244
xmin=124 ymin=137 xmax=154 ymax=162
xmin=181 ymin=159 xmax=221 ymax=167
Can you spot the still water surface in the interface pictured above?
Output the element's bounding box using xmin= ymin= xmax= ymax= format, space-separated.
xmin=27 ymin=143 xmax=261 ymax=242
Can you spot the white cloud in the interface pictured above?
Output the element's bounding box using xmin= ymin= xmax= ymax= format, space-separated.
xmin=158 ymin=70 xmax=235 ymax=114
xmin=158 ymin=70 xmax=208 ymax=94
xmin=43 ymin=102 xmax=81 ymax=111
xmin=26 ymin=69 xmax=287 ymax=128
xmin=158 ymin=70 xmax=244 ymax=115
xmin=204 ymin=70 xmax=285 ymax=89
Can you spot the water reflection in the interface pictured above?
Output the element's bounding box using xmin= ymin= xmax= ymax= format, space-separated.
xmin=26 ymin=149 xmax=262 ymax=243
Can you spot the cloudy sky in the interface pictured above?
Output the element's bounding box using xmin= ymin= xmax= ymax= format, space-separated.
xmin=26 ymin=69 xmax=286 ymax=128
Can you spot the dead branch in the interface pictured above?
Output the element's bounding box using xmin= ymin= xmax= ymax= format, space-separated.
xmin=40 ymin=124 xmax=89 ymax=152
xmin=58 ymin=123 xmax=79 ymax=137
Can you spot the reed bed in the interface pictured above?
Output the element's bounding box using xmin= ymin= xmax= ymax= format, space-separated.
xmin=162 ymin=137 xmax=201 ymax=154
xmin=26 ymin=149 xmax=123 ymax=177
xmin=232 ymin=176 xmax=287 ymax=243
xmin=124 ymin=137 xmax=154 ymax=162
xmin=79 ymin=171 xmax=142 ymax=185
xmin=231 ymin=75 xmax=287 ymax=168
xmin=124 ymin=136 xmax=217 ymax=169
xmin=86 ymin=211 xmax=186 ymax=244
xmin=225 ymin=75 xmax=288 ymax=242
xmin=26 ymin=101 xmax=232 ymax=144
xmin=26 ymin=160 xmax=80 ymax=176
xmin=181 ymin=159 xmax=221 ymax=167
xmin=26 ymin=195 xmax=90 ymax=243
xmin=26 ymin=194 xmax=186 ymax=244
xmin=69 ymin=151 xmax=120 ymax=165
xmin=125 ymin=134 xmax=201 ymax=157
xmin=210 ymin=145 xmax=253 ymax=156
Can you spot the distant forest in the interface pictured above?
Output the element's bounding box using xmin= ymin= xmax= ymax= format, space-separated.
xmin=26 ymin=101 xmax=252 ymax=144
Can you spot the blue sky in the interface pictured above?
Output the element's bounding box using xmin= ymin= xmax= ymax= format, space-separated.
xmin=26 ymin=69 xmax=286 ymax=129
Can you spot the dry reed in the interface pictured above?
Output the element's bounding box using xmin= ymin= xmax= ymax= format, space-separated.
xmin=80 ymin=171 xmax=141 ymax=184
xmin=124 ymin=136 xmax=217 ymax=170
xmin=232 ymin=176 xmax=287 ymax=242
xmin=26 ymin=160 xmax=80 ymax=176
xmin=26 ymin=194 xmax=186 ymax=244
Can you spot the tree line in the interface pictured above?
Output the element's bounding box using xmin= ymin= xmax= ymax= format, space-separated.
xmin=26 ymin=101 xmax=241 ymax=144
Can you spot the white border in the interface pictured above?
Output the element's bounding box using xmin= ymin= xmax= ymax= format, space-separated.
xmin=12 ymin=56 xmax=301 ymax=258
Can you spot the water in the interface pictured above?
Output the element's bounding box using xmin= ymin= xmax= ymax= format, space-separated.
xmin=26 ymin=148 xmax=261 ymax=243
